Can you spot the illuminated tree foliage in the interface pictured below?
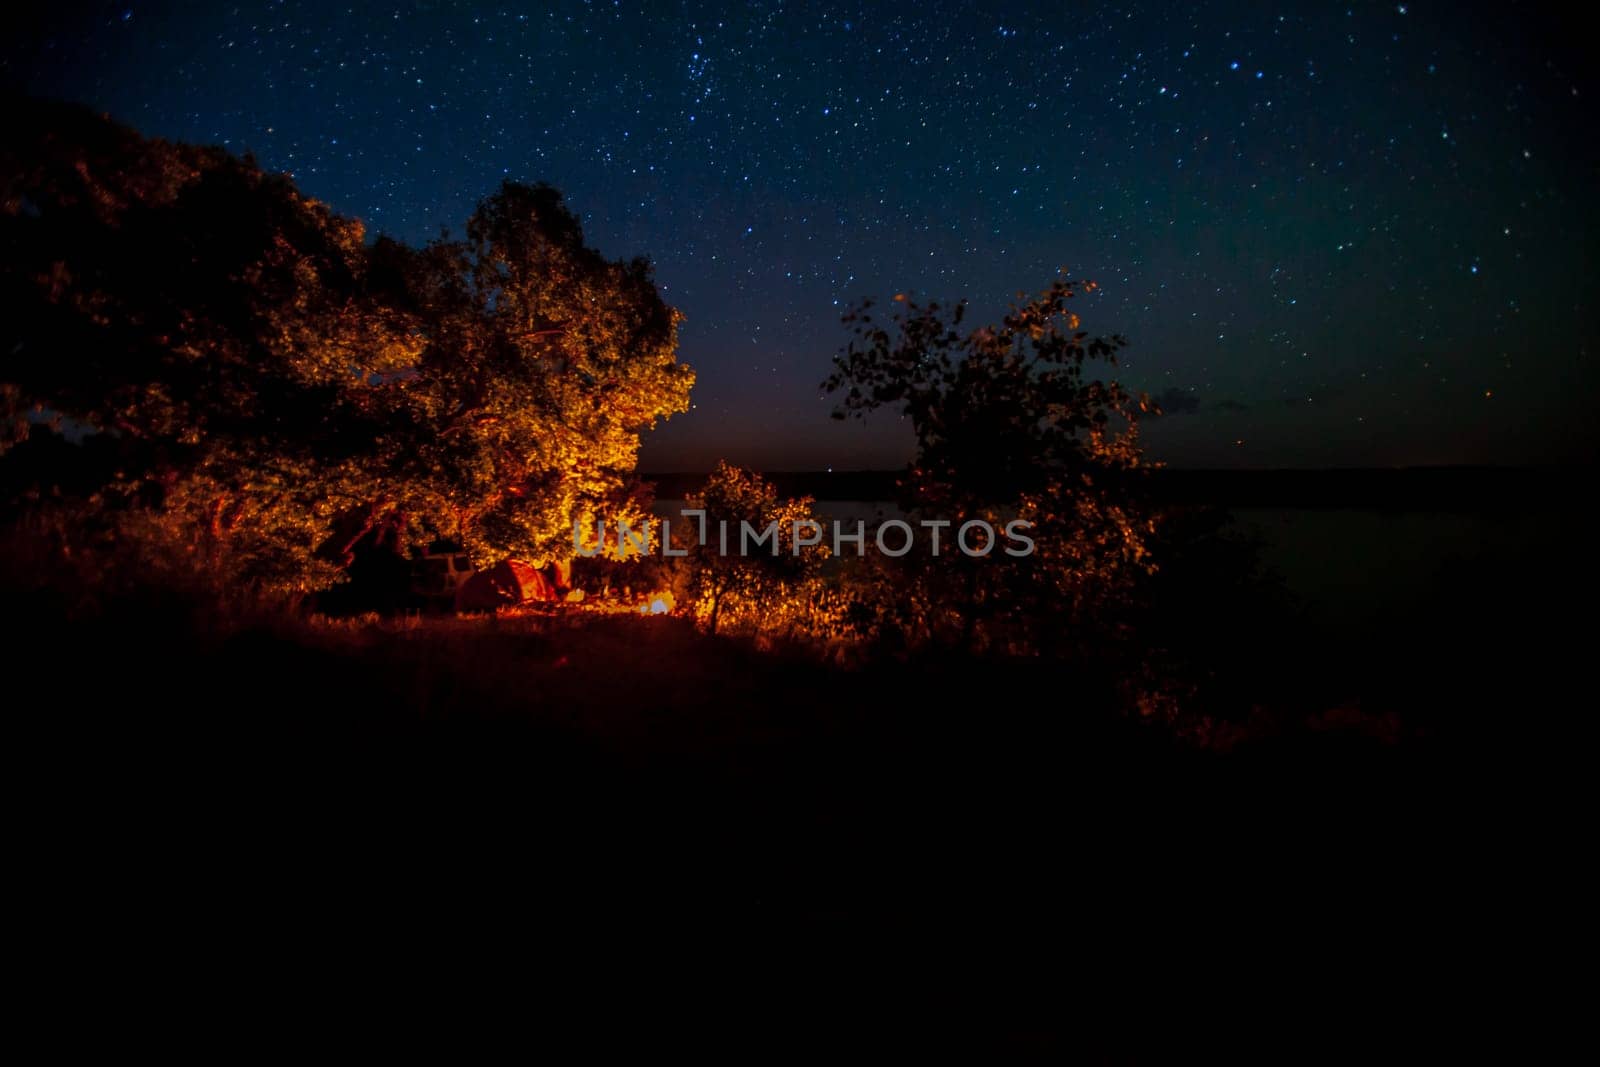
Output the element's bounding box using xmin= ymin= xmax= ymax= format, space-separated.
xmin=0 ymin=100 xmax=691 ymax=599
xmin=679 ymin=462 xmax=832 ymax=636
xmin=824 ymin=278 xmax=1160 ymax=652
xmin=380 ymin=181 xmax=692 ymax=567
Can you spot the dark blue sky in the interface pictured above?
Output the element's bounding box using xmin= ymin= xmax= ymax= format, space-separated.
xmin=6 ymin=1 xmax=1595 ymax=469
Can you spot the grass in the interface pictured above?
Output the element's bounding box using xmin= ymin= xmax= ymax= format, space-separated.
xmin=13 ymin=590 xmax=1506 ymax=1051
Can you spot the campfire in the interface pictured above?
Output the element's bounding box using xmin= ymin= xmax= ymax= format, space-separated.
xmin=640 ymin=591 xmax=676 ymax=616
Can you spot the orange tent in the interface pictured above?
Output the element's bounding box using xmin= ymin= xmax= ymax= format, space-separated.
xmin=456 ymin=559 xmax=558 ymax=611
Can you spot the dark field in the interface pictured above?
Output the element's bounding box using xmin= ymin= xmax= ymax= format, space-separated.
xmin=17 ymin=539 xmax=1572 ymax=1052
xmin=10 ymin=465 xmax=1585 ymax=1054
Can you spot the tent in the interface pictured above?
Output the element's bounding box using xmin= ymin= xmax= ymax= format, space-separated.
xmin=456 ymin=559 xmax=559 ymax=611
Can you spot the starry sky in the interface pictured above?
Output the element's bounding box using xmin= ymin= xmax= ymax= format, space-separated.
xmin=5 ymin=1 xmax=1595 ymax=470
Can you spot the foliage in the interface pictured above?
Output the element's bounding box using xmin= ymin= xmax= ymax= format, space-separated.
xmin=0 ymin=99 xmax=692 ymax=600
xmin=678 ymin=462 xmax=834 ymax=636
xmin=377 ymin=181 xmax=692 ymax=567
xmin=824 ymin=277 xmax=1161 ymax=653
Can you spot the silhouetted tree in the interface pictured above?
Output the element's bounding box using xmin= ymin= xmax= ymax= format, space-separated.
xmin=824 ymin=278 xmax=1159 ymax=652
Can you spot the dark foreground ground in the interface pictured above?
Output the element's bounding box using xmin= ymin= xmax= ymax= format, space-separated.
xmin=13 ymin=583 xmax=1583 ymax=1056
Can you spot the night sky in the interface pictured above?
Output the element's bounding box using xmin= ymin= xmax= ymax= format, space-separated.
xmin=5 ymin=1 xmax=1595 ymax=470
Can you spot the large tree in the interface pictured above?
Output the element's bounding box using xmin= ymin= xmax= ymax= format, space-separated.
xmin=380 ymin=181 xmax=692 ymax=567
xmin=1 ymin=99 xmax=691 ymax=599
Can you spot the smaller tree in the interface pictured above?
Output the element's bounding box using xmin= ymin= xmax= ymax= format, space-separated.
xmin=679 ymin=462 xmax=830 ymax=636
xmin=824 ymin=277 xmax=1160 ymax=653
